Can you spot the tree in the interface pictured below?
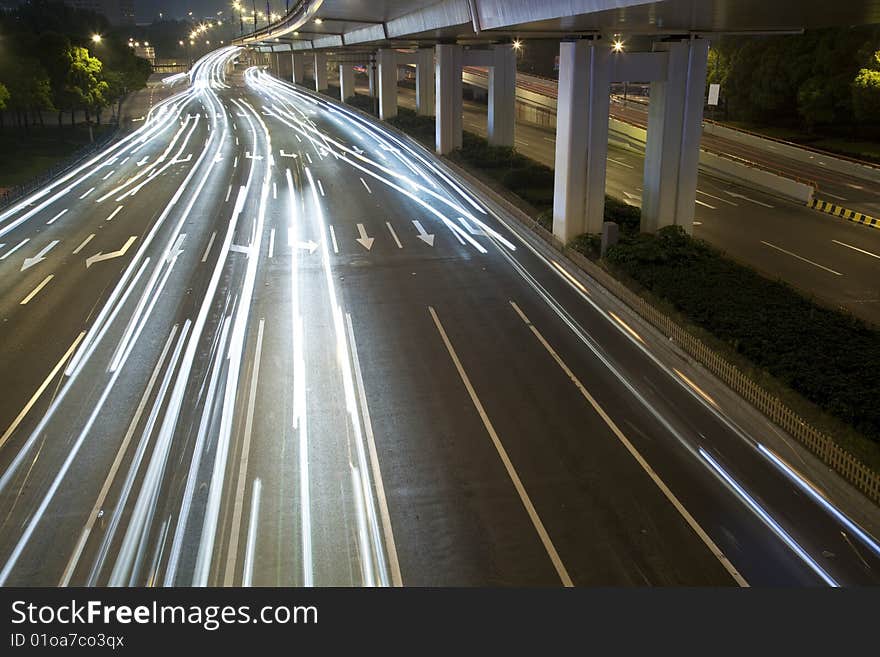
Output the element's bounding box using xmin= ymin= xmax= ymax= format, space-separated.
xmin=0 ymin=82 xmax=9 ymax=128
xmin=0 ymin=56 xmax=54 ymax=128
xmin=63 ymin=46 xmax=108 ymax=125
xmin=852 ymin=52 xmax=880 ymax=125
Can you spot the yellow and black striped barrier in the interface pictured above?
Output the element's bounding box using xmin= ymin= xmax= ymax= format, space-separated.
xmin=808 ymin=198 xmax=880 ymax=230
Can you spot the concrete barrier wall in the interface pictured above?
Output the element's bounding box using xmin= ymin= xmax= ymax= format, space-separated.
xmin=699 ymin=150 xmax=815 ymax=204
xmin=702 ymin=121 xmax=880 ymax=184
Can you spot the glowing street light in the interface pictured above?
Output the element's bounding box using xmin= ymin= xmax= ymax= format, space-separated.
xmin=91 ymin=34 xmax=102 ymax=44
xmin=612 ymin=39 xmax=625 ymax=53
xmin=512 ymin=39 xmax=523 ymax=52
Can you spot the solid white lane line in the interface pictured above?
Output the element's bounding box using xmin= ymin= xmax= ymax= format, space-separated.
xmin=360 ymin=177 xmax=372 ymax=194
xmin=47 ymin=209 xmax=68 ymax=225
xmin=386 ymin=222 xmax=403 ymax=249
xmin=0 ymin=331 xmax=85 ymax=452
xmin=329 ymin=225 xmax=339 ymax=254
xmin=59 ymin=325 xmax=178 ymax=586
xmin=268 ymin=228 xmax=275 ymax=258
xmin=509 ymin=300 xmax=748 ymax=587
xmin=79 ymin=187 xmax=95 ymax=199
xmin=697 ymin=189 xmax=738 ymax=206
xmin=345 ymin=313 xmax=402 ymax=586
xmin=72 ymin=234 xmax=94 ymax=255
xmin=201 ymin=231 xmax=217 ymax=262
xmin=761 ymin=241 xmax=843 ymax=276
xmin=105 ymin=205 xmax=124 ymax=222
xmin=273 ymin=181 xmax=277 ymax=199
xmin=241 ymin=478 xmax=262 ymax=587
xmin=1 ymin=239 xmax=29 ymax=260
xmin=224 ymin=318 xmax=265 ymax=586
xmin=832 ymin=239 xmax=880 ymax=260
xmin=20 ymin=275 xmax=54 ymax=305
xmin=429 ymin=306 xmax=573 ymax=587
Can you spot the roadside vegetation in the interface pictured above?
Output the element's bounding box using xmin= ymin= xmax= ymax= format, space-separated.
xmin=0 ymin=2 xmax=150 ymax=191
xmin=381 ymin=106 xmax=880 ymax=471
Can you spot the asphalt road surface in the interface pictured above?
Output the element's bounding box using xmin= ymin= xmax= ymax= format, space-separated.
xmin=0 ymin=49 xmax=878 ymax=587
xmin=395 ymin=87 xmax=880 ymax=326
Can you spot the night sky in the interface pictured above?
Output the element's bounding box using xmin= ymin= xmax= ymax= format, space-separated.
xmin=138 ymin=1 xmax=291 ymax=23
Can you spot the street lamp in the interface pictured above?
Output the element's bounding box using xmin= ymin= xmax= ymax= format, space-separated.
xmin=91 ymin=34 xmax=102 ymax=44
xmin=612 ymin=39 xmax=625 ymax=53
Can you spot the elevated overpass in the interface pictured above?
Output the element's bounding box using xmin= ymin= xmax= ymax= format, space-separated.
xmin=238 ymin=0 xmax=880 ymax=242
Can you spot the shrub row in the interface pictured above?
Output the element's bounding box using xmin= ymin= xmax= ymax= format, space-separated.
xmin=602 ymin=226 xmax=880 ymax=446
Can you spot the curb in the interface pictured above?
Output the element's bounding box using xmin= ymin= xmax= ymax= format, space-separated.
xmin=809 ymin=198 xmax=880 ymax=230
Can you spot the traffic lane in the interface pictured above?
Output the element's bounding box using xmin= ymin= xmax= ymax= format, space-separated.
xmin=478 ymin=201 xmax=879 ymax=584
xmin=0 ymin=107 xmax=248 ymax=585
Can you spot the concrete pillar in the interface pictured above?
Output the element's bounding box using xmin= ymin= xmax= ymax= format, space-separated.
xmin=279 ymin=52 xmax=292 ymax=80
xmin=435 ymin=44 xmax=462 ymax=154
xmin=314 ymin=52 xmax=328 ymax=91
xmin=641 ymin=39 xmax=710 ymax=234
xmin=292 ymin=53 xmax=305 ymax=84
xmin=377 ymin=49 xmax=398 ymax=120
xmin=415 ymin=48 xmax=435 ymax=116
xmin=488 ymin=44 xmax=516 ymax=147
xmin=552 ymin=40 xmax=611 ymax=243
xmin=340 ymin=63 xmax=355 ymax=101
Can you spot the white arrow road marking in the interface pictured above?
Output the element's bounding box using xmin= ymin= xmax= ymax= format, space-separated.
xmin=353 ymin=146 xmax=364 ymax=155
xmin=386 ymin=222 xmax=403 ymax=249
xmin=20 ymin=275 xmax=54 ymax=305
xmin=245 ymin=151 xmax=263 ymax=160
xmin=412 ymin=220 xmax=435 ymax=247
xmin=85 ymin=235 xmax=137 ymax=268
xmin=21 ymin=240 xmax=60 ymax=271
xmin=1 ymin=239 xmax=30 ymax=260
xmin=279 ymin=149 xmax=298 ymax=158
xmin=296 ymin=238 xmax=318 ymax=254
xmin=356 ymin=223 xmax=374 ymax=251
xmin=725 ymin=191 xmax=773 ymax=208
xmin=72 ymin=234 xmax=94 ymax=255
xmin=105 ymin=206 xmax=124 ymax=222
xmin=136 ymin=157 xmax=149 ymax=166
xmin=458 ymin=217 xmax=484 ymax=236
xmin=47 ymin=209 xmax=68 ymax=225
xmin=173 ymin=154 xmax=193 ymax=164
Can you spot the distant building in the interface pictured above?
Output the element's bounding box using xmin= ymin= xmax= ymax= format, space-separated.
xmin=64 ymin=0 xmax=135 ymax=26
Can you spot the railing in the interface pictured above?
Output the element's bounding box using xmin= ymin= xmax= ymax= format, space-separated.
xmin=0 ymin=119 xmax=122 ymax=213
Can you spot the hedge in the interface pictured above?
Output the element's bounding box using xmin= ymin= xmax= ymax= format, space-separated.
xmin=604 ymin=226 xmax=880 ymax=447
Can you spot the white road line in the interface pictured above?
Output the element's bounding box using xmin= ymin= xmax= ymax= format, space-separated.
xmin=306 ymin=152 xmax=313 ymax=164
xmin=1 ymin=239 xmax=30 ymax=260
xmin=345 ymin=313 xmax=403 ymax=586
xmin=273 ymin=181 xmax=277 ymax=199
xmin=429 ymin=306 xmax=573 ymax=586
xmin=233 ymin=155 xmax=238 ymax=168
xmin=241 ymin=478 xmax=262 ymax=587
xmin=832 ymin=239 xmax=880 ymax=260
xmin=329 ymin=225 xmax=339 ymax=253
xmin=317 ymin=180 xmax=325 ymax=197
xmin=201 ymin=231 xmax=217 ymax=262
xmin=105 ymin=205 xmax=124 ymax=222
xmin=360 ymin=177 xmax=372 ymax=194
xmin=72 ymin=234 xmax=94 ymax=255
xmin=608 ymin=157 xmax=634 ymax=169
xmin=79 ymin=187 xmax=95 ymax=199
xmin=225 ymin=184 xmax=232 ymax=202
xmin=59 ymin=326 xmax=177 ymax=586
xmin=695 ymin=199 xmax=716 ymax=210
xmin=102 ymin=170 xmax=115 ymax=180
xmin=224 ymin=318 xmax=265 ymax=586
xmin=47 ymin=209 xmax=68 ymax=225
xmin=268 ymin=228 xmax=275 ymax=258
xmin=822 ymin=191 xmax=847 ymax=201
xmin=508 ymin=300 xmax=748 ymax=587
xmin=543 ymin=136 xmax=555 ymax=143
xmin=386 ymin=222 xmax=403 ymax=249
xmin=20 ymin=274 xmax=54 ymax=305
xmin=697 ymin=189 xmax=738 ymax=206
xmin=761 ymin=241 xmax=843 ymax=276
xmin=515 ymin=139 xmax=530 ymax=147
xmin=0 ymin=331 xmax=85 ymax=452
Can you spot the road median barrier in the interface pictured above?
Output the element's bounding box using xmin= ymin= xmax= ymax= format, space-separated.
xmin=809 ymin=198 xmax=880 ymax=230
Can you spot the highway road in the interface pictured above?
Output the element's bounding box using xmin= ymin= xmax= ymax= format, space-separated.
xmin=396 ymin=87 xmax=880 ymax=326
xmin=0 ymin=48 xmax=878 ymax=587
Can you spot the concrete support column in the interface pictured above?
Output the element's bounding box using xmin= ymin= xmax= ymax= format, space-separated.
xmin=435 ymin=44 xmax=462 ymax=154
xmin=415 ymin=48 xmax=435 ymax=116
xmin=641 ymin=39 xmax=710 ymax=234
xmin=292 ymin=53 xmax=305 ymax=84
xmin=377 ymin=49 xmax=399 ymax=120
xmin=552 ymin=40 xmax=611 ymax=243
xmin=488 ymin=44 xmax=516 ymax=147
xmin=278 ymin=52 xmax=292 ymax=79
xmin=339 ymin=63 xmax=355 ymax=102
xmin=314 ymin=52 xmax=328 ymax=91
